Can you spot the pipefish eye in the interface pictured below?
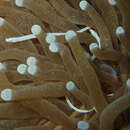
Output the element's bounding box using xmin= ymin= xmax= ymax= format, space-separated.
xmin=0 ymin=0 xmax=129 ymax=129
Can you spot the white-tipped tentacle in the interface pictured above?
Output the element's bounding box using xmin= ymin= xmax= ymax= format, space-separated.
xmin=15 ymin=0 xmax=24 ymax=7
xmin=5 ymin=26 xmax=92 ymax=43
xmin=27 ymin=65 xmax=38 ymax=76
xmin=77 ymin=120 xmax=90 ymax=130
xmin=108 ymin=0 xmax=117 ymax=6
xmin=5 ymin=34 xmax=36 ymax=43
xmin=65 ymin=96 xmax=94 ymax=114
xmin=26 ymin=56 xmax=38 ymax=66
xmin=0 ymin=63 xmax=6 ymax=70
xmin=1 ymin=88 xmax=13 ymax=101
xmin=17 ymin=64 xmax=28 ymax=75
xmin=126 ymin=79 xmax=130 ymax=88
xmin=116 ymin=26 xmax=125 ymax=36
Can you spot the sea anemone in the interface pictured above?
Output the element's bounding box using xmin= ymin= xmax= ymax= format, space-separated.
xmin=0 ymin=0 xmax=129 ymax=129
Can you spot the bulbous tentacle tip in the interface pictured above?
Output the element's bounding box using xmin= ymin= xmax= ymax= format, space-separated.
xmin=126 ymin=79 xmax=130 ymax=88
xmin=108 ymin=0 xmax=117 ymax=6
xmin=31 ymin=24 xmax=42 ymax=36
xmin=1 ymin=88 xmax=13 ymax=101
xmin=0 ymin=63 xmax=6 ymax=70
xmin=77 ymin=120 xmax=90 ymax=130
xmin=49 ymin=43 xmax=59 ymax=53
xmin=17 ymin=64 xmax=28 ymax=75
xmin=65 ymin=30 xmax=77 ymax=41
xmin=79 ymin=0 xmax=89 ymax=10
xmin=27 ymin=65 xmax=38 ymax=76
xmin=26 ymin=56 xmax=38 ymax=66
xmin=46 ymin=34 xmax=56 ymax=44
xmin=0 ymin=17 xmax=5 ymax=26
xmin=66 ymin=81 xmax=76 ymax=91
xmin=89 ymin=43 xmax=99 ymax=50
xmin=15 ymin=0 xmax=24 ymax=7
xmin=116 ymin=26 xmax=125 ymax=36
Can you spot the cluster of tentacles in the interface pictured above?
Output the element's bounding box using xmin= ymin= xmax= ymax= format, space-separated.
xmin=0 ymin=0 xmax=129 ymax=130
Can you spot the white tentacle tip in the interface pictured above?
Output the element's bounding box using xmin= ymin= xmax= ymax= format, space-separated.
xmin=116 ymin=26 xmax=125 ymax=35
xmin=65 ymin=30 xmax=77 ymax=41
xmin=126 ymin=79 xmax=130 ymax=88
xmin=1 ymin=89 xmax=13 ymax=101
xmin=0 ymin=63 xmax=6 ymax=70
xmin=100 ymin=64 xmax=117 ymax=79
xmin=66 ymin=81 xmax=76 ymax=91
xmin=31 ymin=25 xmax=42 ymax=36
xmin=108 ymin=0 xmax=117 ymax=5
xmin=0 ymin=17 xmax=5 ymax=26
xmin=5 ymin=38 xmax=15 ymax=43
xmin=89 ymin=43 xmax=99 ymax=50
xmin=26 ymin=56 xmax=38 ymax=66
xmin=17 ymin=64 xmax=27 ymax=75
xmin=77 ymin=120 xmax=90 ymax=130
xmin=79 ymin=0 xmax=89 ymax=10
xmin=49 ymin=43 xmax=59 ymax=53
xmin=45 ymin=34 xmax=56 ymax=44
xmin=27 ymin=65 xmax=38 ymax=75
xmin=15 ymin=0 xmax=24 ymax=7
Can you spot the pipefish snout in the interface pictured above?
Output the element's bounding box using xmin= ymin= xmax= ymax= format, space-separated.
xmin=0 ymin=0 xmax=129 ymax=129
